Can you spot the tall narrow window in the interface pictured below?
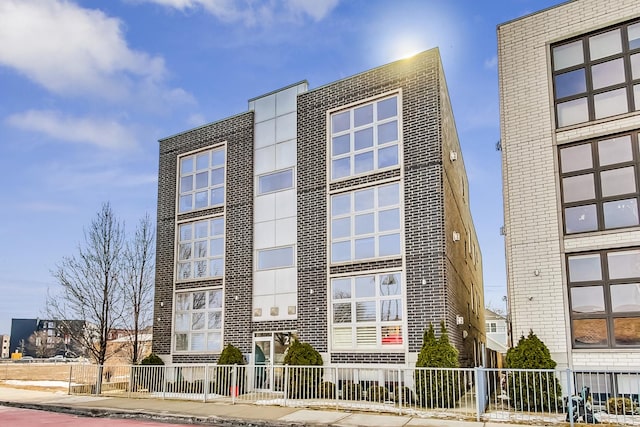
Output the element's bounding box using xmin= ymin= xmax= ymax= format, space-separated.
xmin=177 ymin=217 xmax=224 ymax=280
xmin=330 ymin=182 xmax=401 ymax=263
xmin=330 ymin=95 xmax=400 ymax=180
xmin=331 ymin=272 xmax=404 ymax=350
xmin=174 ymin=289 xmax=223 ymax=352
xmin=178 ymin=147 xmax=225 ymax=212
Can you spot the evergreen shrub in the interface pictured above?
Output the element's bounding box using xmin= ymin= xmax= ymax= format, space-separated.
xmin=415 ymin=321 xmax=462 ymax=408
xmin=283 ymin=339 xmax=323 ymax=398
xmin=505 ymin=330 xmax=561 ymax=411
xmin=135 ymin=353 xmax=164 ymax=392
xmin=215 ymin=344 xmax=246 ymax=396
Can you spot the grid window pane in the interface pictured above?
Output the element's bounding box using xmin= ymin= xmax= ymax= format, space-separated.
xmin=178 ymin=147 xmax=225 ymax=212
xmin=592 ymin=58 xmax=626 ymax=89
xmin=632 ymin=53 xmax=640 ymax=79
xmin=568 ymin=248 xmax=640 ymax=349
xmin=330 ymin=95 xmax=400 ymax=180
xmin=598 ymin=135 xmax=632 ymax=165
xmin=174 ymin=289 xmax=223 ymax=353
xmin=570 ymin=286 xmax=605 ymax=314
xmin=603 ymin=198 xmax=639 ymax=228
xmin=257 ymin=246 xmax=294 ymax=270
xmin=601 ymin=167 xmax=636 ymax=196
xmin=330 ymin=183 xmax=402 ymax=263
xmin=565 ymin=205 xmax=598 ymax=233
xmin=177 ymin=217 xmax=224 ymax=280
xmin=611 ymin=284 xmax=640 ymax=312
xmin=563 ymin=174 xmax=595 ymax=202
xmin=594 ymin=88 xmax=628 ymax=119
xmin=555 ymin=68 xmax=586 ymax=98
xmin=553 ymin=40 xmax=584 ymax=70
xmin=557 ymin=97 xmax=589 ymax=127
xmin=589 ymin=29 xmax=622 ymax=60
xmin=331 ymin=272 xmax=404 ymax=350
xmin=561 ymin=144 xmax=593 ymax=173
xmin=629 ymin=23 xmax=640 ymax=49
xmin=258 ymin=169 xmax=293 ymax=194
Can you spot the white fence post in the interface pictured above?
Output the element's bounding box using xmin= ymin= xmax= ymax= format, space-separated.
xmin=67 ymin=365 xmax=73 ymax=395
xmin=283 ymin=364 xmax=289 ymax=407
xmin=566 ymin=367 xmax=574 ymax=427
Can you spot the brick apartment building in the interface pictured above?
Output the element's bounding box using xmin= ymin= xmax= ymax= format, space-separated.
xmin=152 ymin=49 xmax=485 ymax=369
xmin=499 ymin=0 xmax=640 ymax=370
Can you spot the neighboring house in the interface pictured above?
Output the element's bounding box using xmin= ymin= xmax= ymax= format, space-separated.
xmin=9 ymin=318 xmax=89 ymax=358
xmin=106 ymin=328 xmax=153 ymax=364
xmin=152 ymin=49 xmax=485 ymax=370
xmin=484 ymin=308 xmax=508 ymax=355
xmin=498 ymin=0 xmax=640 ymax=370
xmin=1 ymin=335 xmax=9 ymax=358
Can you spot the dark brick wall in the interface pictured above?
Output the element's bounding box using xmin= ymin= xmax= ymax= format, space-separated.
xmin=152 ymin=112 xmax=254 ymax=359
xmin=297 ymin=48 xmax=448 ymax=362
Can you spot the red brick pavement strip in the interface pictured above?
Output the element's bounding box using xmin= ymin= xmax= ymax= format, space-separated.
xmin=0 ymin=401 xmax=310 ymax=427
xmin=0 ymin=405 xmax=202 ymax=426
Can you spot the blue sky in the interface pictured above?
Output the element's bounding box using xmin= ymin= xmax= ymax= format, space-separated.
xmin=0 ymin=0 xmax=565 ymax=335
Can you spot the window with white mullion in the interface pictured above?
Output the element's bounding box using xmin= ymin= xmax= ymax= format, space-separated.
xmin=177 ymin=217 xmax=224 ymax=281
xmin=331 ymin=272 xmax=404 ymax=351
xmin=331 ymin=182 xmax=401 ymax=263
xmin=178 ymin=147 xmax=225 ymax=213
xmin=331 ymin=95 xmax=400 ymax=180
xmin=174 ymin=289 xmax=223 ymax=353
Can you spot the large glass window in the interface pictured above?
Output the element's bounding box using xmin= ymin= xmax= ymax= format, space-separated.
xmin=330 ymin=95 xmax=400 ymax=180
xmin=174 ymin=289 xmax=223 ymax=352
xmin=258 ymin=169 xmax=293 ymax=194
xmin=567 ymin=248 xmax=640 ymax=348
xmin=330 ymin=182 xmax=401 ymax=263
xmin=552 ymin=20 xmax=640 ymax=127
xmin=178 ymin=147 xmax=225 ymax=213
xmin=177 ymin=217 xmax=224 ymax=280
xmin=257 ymin=246 xmax=294 ymax=270
xmin=559 ymin=132 xmax=640 ymax=234
xmin=331 ymin=272 xmax=404 ymax=350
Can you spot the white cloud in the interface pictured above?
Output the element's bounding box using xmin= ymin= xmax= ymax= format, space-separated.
xmin=134 ymin=0 xmax=339 ymax=24
xmin=6 ymin=110 xmax=138 ymax=150
xmin=0 ymin=0 xmax=185 ymax=103
xmin=484 ymin=55 xmax=497 ymax=70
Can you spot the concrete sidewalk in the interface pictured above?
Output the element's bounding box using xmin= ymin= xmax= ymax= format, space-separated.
xmin=0 ymin=386 xmax=522 ymax=427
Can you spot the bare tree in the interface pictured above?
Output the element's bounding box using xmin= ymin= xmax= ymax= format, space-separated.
xmin=121 ymin=213 xmax=155 ymax=363
xmin=49 ymin=202 xmax=125 ymax=366
xmin=26 ymin=330 xmax=59 ymax=358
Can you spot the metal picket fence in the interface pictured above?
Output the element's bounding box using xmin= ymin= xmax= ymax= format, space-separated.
xmin=67 ymin=364 xmax=640 ymax=425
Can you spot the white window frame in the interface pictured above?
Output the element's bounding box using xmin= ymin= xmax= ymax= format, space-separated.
xmin=176 ymin=216 xmax=225 ymax=281
xmin=257 ymin=168 xmax=294 ymax=195
xmin=330 ymin=271 xmax=405 ymax=351
xmin=329 ymin=93 xmax=401 ymax=181
xmin=173 ymin=288 xmax=223 ymax=353
xmin=330 ymin=182 xmax=402 ymax=264
xmin=256 ymin=245 xmax=295 ymax=270
xmin=177 ymin=145 xmax=226 ymax=213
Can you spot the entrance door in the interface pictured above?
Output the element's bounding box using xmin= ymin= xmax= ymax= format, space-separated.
xmin=253 ymin=337 xmax=272 ymax=390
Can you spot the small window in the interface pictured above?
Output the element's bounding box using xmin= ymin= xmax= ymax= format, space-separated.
xmin=257 ymin=246 xmax=294 ymax=270
xmin=258 ymin=169 xmax=294 ymax=194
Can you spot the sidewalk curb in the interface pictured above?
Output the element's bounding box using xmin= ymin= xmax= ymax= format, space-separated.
xmin=0 ymin=400 xmax=320 ymax=427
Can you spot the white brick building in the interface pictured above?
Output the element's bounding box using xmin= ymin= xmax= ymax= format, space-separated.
xmin=499 ymin=0 xmax=640 ymax=370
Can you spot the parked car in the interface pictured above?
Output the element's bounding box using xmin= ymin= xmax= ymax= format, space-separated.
xmin=15 ymin=356 xmax=34 ymax=363
xmin=47 ymin=355 xmax=68 ymax=363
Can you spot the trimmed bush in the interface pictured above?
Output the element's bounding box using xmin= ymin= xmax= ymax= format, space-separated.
xmin=607 ymin=397 xmax=638 ymax=415
xmin=284 ymin=339 xmax=323 ymax=398
xmin=505 ymin=330 xmax=561 ymax=412
xmin=134 ymin=353 xmax=164 ymax=392
xmin=415 ymin=321 xmax=462 ymax=408
xmin=366 ymin=385 xmax=389 ymax=402
xmin=395 ymin=386 xmax=415 ymax=405
xmin=318 ymin=381 xmax=336 ymax=399
xmin=215 ymin=344 xmax=246 ymax=396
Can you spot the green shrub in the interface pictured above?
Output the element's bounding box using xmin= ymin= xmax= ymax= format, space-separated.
xmin=140 ymin=353 xmax=164 ymax=365
xmin=505 ymin=330 xmax=561 ymax=412
xmin=395 ymin=386 xmax=415 ymax=405
xmin=284 ymin=339 xmax=323 ymax=398
xmin=318 ymin=381 xmax=336 ymax=399
xmin=366 ymin=385 xmax=389 ymax=402
xmin=134 ymin=353 xmax=164 ymax=392
xmin=415 ymin=321 xmax=462 ymax=408
xmin=607 ymin=397 xmax=638 ymax=415
xmin=215 ymin=344 xmax=246 ymax=396
xmin=340 ymin=382 xmax=362 ymax=400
